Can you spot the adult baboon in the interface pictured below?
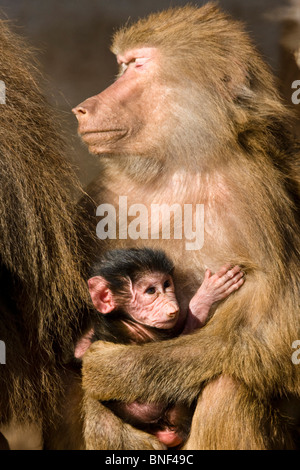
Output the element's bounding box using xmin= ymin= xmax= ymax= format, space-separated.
xmin=73 ymin=4 xmax=300 ymax=449
xmin=0 ymin=19 xmax=93 ymax=449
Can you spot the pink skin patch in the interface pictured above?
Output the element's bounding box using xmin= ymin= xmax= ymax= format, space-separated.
xmin=155 ymin=429 xmax=183 ymax=448
xmin=74 ymin=328 xmax=94 ymax=359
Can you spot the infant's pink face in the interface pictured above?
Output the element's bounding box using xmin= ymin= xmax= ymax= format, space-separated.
xmin=127 ymin=272 xmax=180 ymax=329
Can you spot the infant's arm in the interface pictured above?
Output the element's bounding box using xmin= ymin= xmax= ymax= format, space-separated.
xmin=183 ymin=265 xmax=244 ymax=333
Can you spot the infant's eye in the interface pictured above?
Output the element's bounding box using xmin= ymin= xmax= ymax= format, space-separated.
xmin=164 ymin=280 xmax=171 ymax=289
xmin=146 ymin=286 xmax=156 ymax=295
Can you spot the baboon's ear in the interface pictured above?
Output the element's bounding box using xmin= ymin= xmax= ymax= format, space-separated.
xmin=88 ymin=276 xmax=116 ymax=314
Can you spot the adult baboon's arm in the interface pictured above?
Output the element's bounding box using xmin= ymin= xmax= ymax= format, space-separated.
xmin=82 ymin=315 xmax=284 ymax=406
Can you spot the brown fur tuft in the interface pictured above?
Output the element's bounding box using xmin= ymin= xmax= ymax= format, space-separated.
xmin=0 ymin=20 xmax=92 ymax=425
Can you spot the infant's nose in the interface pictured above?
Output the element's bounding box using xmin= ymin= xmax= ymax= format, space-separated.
xmin=165 ymin=303 xmax=179 ymax=317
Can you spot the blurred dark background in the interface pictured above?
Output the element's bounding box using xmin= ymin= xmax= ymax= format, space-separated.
xmin=0 ymin=0 xmax=299 ymax=186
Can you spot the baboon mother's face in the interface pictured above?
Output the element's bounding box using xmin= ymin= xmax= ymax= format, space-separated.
xmin=73 ymin=47 xmax=173 ymax=157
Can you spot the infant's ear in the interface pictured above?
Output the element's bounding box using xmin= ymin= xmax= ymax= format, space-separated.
xmin=88 ymin=276 xmax=116 ymax=314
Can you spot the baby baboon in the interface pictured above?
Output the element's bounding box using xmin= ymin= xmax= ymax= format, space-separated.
xmin=76 ymin=248 xmax=244 ymax=448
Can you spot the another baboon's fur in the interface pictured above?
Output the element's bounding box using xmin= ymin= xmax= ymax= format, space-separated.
xmin=0 ymin=20 xmax=92 ymax=428
xmin=80 ymin=4 xmax=300 ymax=449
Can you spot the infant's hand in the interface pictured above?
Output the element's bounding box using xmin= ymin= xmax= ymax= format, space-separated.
xmin=188 ymin=265 xmax=244 ymax=328
xmin=199 ymin=264 xmax=245 ymax=304
xmin=74 ymin=328 xmax=94 ymax=359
